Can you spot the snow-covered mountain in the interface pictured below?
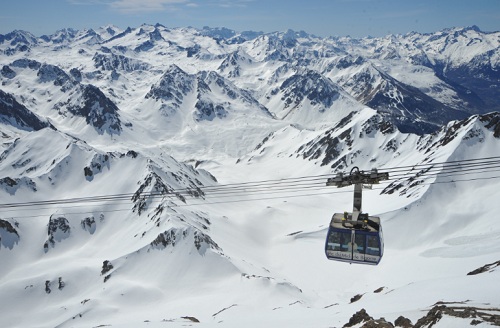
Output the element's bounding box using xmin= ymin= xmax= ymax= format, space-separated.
xmin=1 ymin=24 xmax=500 ymax=327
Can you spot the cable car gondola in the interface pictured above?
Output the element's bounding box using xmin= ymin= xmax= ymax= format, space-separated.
xmin=325 ymin=212 xmax=384 ymax=264
xmin=324 ymin=167 xmax=388 ymax=265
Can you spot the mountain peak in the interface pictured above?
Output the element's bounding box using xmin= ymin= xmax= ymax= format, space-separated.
xmin=1 ymin=23 xmax=500 ymax=328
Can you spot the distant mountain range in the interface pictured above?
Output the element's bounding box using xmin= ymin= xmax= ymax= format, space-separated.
xmin=1 ymin=24 xmax=498 ymax=136
xmin=1 ymin=24 xmax=500 ymax=328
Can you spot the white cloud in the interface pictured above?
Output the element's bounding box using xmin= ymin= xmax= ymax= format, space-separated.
xmin=109 ymin=0 xmax=189 ymax=13
xmin=214 ymin=0 xmax=252 ymax=8
xmin=67 ymin=0 xmax=251 ymax=13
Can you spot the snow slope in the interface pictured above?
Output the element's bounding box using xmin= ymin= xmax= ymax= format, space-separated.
xmin=1 ymin=24 xmax=500 ymax=327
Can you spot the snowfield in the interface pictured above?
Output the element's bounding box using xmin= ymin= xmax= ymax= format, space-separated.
xmin=1 ymin=24 xmax=500 ymax=327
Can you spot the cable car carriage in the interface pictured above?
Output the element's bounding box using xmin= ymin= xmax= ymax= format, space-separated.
xmin=324 ymin=167 xmax=388 ymax=265
xmin=325 ymin=212 xmax=384 ymax=264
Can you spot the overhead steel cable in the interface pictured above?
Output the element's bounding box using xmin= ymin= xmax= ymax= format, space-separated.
xmin=0 ymin=168 xmax=493 ymax=211
xmin=0 ymin=175 xmax=334 ymax=209
xmin=1 ymin=155 xmax=500 ymax=211
xmin=0 ymin=178 xmax=332 ymax=209
xmin=0 ymin=164 xmax=496 ymax=210
xmin=379 ymin=156 xmax=500 ymax=175
xmin=4 ymin=174 xmax=500 ymax=219
xmin=385 ymin=158 xmax=500 ymax=172
xmin=384 ymin=161 xmax=500 ymax=181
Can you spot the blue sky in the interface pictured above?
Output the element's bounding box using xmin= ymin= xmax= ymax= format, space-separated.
xmin=1 ymin=0 xmax=499 ymax=37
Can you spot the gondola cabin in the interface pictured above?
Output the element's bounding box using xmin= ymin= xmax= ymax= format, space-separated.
xmin=325 ymin=212 xmax=384 ymax=265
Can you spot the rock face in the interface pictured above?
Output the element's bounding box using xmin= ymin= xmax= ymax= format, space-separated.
xmin=64 ymin=84 xmax=122 ymax=134
xmin=93 ymin=52 xmax=151 ymax=72
xmin=467 ymin=260 xmax=500 ymax=275
xmin=150 ymin=227 xmax=221 ymax=255
xmin=394 ymin=316 xmax=413 ymax=328
xmin=342 ymin=305 xmax=500 ymax=328
xmin=414 ymin=304 xmax=500 ymax=327
xmin=80 ymin=217 xmax=97 ymax=234
xmin=44 ymin=216 xmax=71 ymax=252
xmin=343 ymin=308 xmax=374 ymax=327
xmin=37 ymin=63 xmax=75 ymax=91
xmin=0 ymin=89 xmax=50 ymax=131
xmin=84 ymin=153 xmax=111 ymax=181
xmin=0 ymin=219 xmax=20 ymax=249
xmin=280 ymin=70 xmax=341 ymax=111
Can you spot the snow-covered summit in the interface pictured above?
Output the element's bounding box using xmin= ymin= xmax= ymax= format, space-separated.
xmin=1 ymin=24 xmax=500 ymax=327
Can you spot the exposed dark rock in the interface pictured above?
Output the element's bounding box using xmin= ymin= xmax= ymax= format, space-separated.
xmin=135 ymin=40 xmax=154 ymax=52
xmin=37 ymin=63 xmax=74 ymax=90
xmin=64 ymin=84 xmax=122 ymax=134
xmin=126 ymin=150 xmax=138 ymax=158
xmin=58 ymin=277 xmax=65 ymax=290
xmin=280 ymin=69 xmax=340 ymax=110
xmin=479 ymin=112 xmax=500 ymax=138
xmin=101 ymin=260 xmax=113 ymax=276
xmin=344 ymin=310 xmax=414 ymax=328
xmin=193 ymin=230 xmax=221 ymax=253
xmin=84 ymin=166 xmax=93 ymax=177
xmin=40 ymin=28 xmax=78 ymax=44
xmin=394 ymin=316 xmax=413 ymax=327
xmin=362 ymin=319 xmax=394 ymax=328
xmin=84 ymin=153 xmax=111 ymax=181
xmin=212 ymin=304 xmax=238 ymax=317
xmin=0 ymin=177 xmax=17 ymax=187
xmin=350 ymin=294 xmax=363 ymax=303
xmin=181 ymin=316 xmax=200 ymax=323
xmin=1 ymin=30 xmax=38 ymax=47
xmin=344 ymin=309 xmax=373 ymax=327
xmin=413 ymin=304 xmax=500 ymax=327
xmin=44 ymin=216 xmax=71 ymax=252
xmin=0 ymin=176 xmax=37 ymax=195
xmin=81 ymin=216 xmax=96 ymax=234
xmin=151 ymin=229 xmax=177 ymax=248
xmin=298 ymin=127 xmax=353 ymax=168
xmin=360 ymin=115 xmax=396 ymax=137
xmin=11 ymin=58 xmax=41 ymax=70
xmin=0 ymin=89 xmax=50 ymax=131
xmin=422 ymin=113 xmax=500 ymax=156
xmin=1 ymin=65 xmax=16 ymax=78
xmin=467 ymin=260 xmax=500 ymax=275
xmin=132 ymin=167 xmax=205 ymax=214
xmin=145 ymin=64 xmax=193 ymax=102
xmin=184 ymin=44 xmax=200 ymax=57
xmin=93 ymin=52 xmax=150 ymax=72
xmin=0 ymin=219 xmax=20 ymax=249
xmin=45 ymin=280 xmax=51 ymax=294
xmin=194 ymin=99 xmax=227 ymax=121
xmin=218 ymin=50 xmax=253 ymax=77
xmin=149 ymin=227 xmax=222 ymax=256
xmin=70 ymin=67 xmax=82 ymax=82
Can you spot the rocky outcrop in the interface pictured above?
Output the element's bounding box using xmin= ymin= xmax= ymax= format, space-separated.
xmin=467 ymin=260 xmax=500 ymax=275
xmin=342 ymin=304 xmax=500 ymax=328
xmin=43 ymin=216 xmax=71 ymax=252
xmin=0 ymin=219 xmax=20 ymax=249
xmin=0 ymin=89 xmax=50 ymax=131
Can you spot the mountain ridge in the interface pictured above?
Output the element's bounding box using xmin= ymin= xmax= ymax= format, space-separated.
xmin=1 ymin=24 xmax=500 ymax=328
